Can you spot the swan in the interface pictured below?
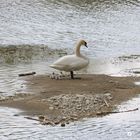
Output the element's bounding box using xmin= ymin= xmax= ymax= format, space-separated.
xmin=50 ymin=40 xmax=89 ymax=79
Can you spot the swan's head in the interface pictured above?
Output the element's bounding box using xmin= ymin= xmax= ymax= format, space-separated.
xmin=79 ymin=40 xmax=88 ymax=48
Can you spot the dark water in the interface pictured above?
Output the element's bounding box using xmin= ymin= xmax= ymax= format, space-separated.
xmin=0 ymin=0 xmax=140 ymax=139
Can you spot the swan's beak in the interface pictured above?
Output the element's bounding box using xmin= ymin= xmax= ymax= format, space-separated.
xmin=85 ymin=44 xmax=88 ymax=48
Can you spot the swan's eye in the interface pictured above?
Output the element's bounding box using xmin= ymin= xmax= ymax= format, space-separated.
xmin=85 ymin=42 xmax=88 ymax=48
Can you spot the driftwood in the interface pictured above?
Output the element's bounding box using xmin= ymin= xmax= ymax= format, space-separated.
xmin=24 ymin=116 xmax=54 ymax=125
xmin=133 ymin=71 xmax=140 ymax=74
xmin=18 ymin=72 xmax=36 ymax=77
xmin=24 ymin=116 xmax=40 ymax=121
xmin=96 ymin=108 xmax=138 ymax=116
xmin=103 ymin=99 xmax=110 ymax=107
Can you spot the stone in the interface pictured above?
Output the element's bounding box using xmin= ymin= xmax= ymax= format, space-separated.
xmin=61 ymin=123 xmax=65 ymax=127
xmin=49 ymin=106 xmax=54 ymax=110
xmin=54 ymin=102 xmax=59 ymax=106
xmin=38 ymin=115 xmax=45 ymax=120
xmin=41 ymin=99 xmax=46 ymax=102
xmin=86 ymin=99 xmax=90 ymax=104
xmin=54 ymin=121 xmax=60 ymax=125
xmin=62 ymin=116 xmax=67 ymax=120
xmin=66 ymin=121 xmax=69 ymax=124
xmin=104 ymin=93 xmax=111 ymax=97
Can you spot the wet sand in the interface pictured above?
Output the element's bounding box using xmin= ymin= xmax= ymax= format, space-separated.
xmin=0 ymin=74 xmax=140 ymax=125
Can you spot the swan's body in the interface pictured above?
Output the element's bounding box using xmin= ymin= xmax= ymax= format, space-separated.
xmin=50 ymin=54 xmax=88 ymax=71
xmin=50 ymin=40 xmax=89 ymax=79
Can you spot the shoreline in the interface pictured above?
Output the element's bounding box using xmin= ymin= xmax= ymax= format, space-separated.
xmin=0 ymin=74 xmax=140 ymax=126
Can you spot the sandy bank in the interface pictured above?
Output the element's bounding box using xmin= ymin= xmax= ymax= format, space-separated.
xmin=0 ymin=74 xmax=140 ymax=126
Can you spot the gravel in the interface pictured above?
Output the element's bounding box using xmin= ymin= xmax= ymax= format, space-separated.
xmin=39 ymin=93 xmax=113 ymax=126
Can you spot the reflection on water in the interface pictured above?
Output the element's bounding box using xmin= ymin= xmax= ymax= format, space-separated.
xmin=0 ymin=96 xmax=140 ymax=140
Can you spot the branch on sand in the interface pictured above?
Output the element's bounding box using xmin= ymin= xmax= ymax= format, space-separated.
xmin=18 ymin=72 xmax=36 ymax=77
xmin=24 ymin=108 xmax=139 ymax=125
xmin=96 ymin=108 xmax=138 ymax=116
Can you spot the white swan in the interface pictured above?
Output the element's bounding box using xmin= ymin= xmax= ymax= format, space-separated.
xmin=50 ymin=40 xmax=89 ymax=79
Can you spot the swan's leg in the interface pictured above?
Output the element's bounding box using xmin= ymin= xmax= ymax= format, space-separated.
xmin=70 ymin=71 xmax=74 ymax=79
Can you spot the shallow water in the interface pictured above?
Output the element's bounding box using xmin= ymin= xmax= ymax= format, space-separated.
xmin=0 ymin=0 xmax=140 ymax=139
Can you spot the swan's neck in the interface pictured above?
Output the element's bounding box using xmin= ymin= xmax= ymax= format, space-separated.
xmin=75 ymin=42 xmax=82 ymax=57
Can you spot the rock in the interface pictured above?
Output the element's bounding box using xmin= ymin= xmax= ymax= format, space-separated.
xmin=86 ymin=99 xmax=90 ymax=104
xmin=104 ymin=93 xmax=111 ymax=96
xmin=96 ymin=112 xmax=101 ymax=115
xmin=62 ymin=116 xmax=67 ymax=120
xmin=66 ymin=121 xmax=69 ymax=124
xmin=93 ymin=100 xmax=98 ymax=104
xmin=76 ymin=105 xmax=82 ymax=110
xmin=45 ymin=121 xmax=54 ymax=126
xmin=13 ymin=114 xmax=19 ymax=116
xmin=104 ymin=93 xmax=112 ymax=100
xmin=38 ymin=115 xmax=45 ymax=120
xmin=71 ymin=114 xmax=78 ymax=118
xmin=54 ymin=102 xmax=59 ymax=106
xmin=71 ymin=117 xmax=78 ymax=121
xmin=49 ymin=106 xmax=54 ymax=110
xmin=61 ymin=123 xmax=65 ymax=127
xmin=54 ymin=121 xmax=60 ymax=125
xmin=45 ymin=93 xmax=113 ymax=126
xmin=41 ymin=99 xmax=46 ymax=102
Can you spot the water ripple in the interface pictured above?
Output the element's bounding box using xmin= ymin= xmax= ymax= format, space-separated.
xmin=1 ymin=96 xmax=140 ymax=140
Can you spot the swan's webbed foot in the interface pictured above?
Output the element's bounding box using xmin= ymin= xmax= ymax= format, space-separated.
xmin=70 ymin=71 xmax=81 ymax=80
xmin=70 ymin=71 xmax=74 ymax=79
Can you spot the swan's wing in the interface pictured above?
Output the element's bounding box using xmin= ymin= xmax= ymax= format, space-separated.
xmin=70 ymin=57 xmax=89 ymax=70
xmin=50 ymin=55 xmax=89 ymax=71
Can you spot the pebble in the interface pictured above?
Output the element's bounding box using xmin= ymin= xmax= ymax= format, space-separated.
xmin=54 ymin=121 xmax=60 ymax=125
xmin=86 ymin=99 xmax=90 ymax=104
xmin=44 ymin=93 xmax=113 ymax=126
xmin=38 ymin=115 xmax=45 ymax=120
xmin=71 ymin=117 xmax=78 ymax=121
xmin=41 ymin=99 xmax=46 ymax=102
xmin=61 ymin=123 xmax=65 ymax=127
xmin=62 ymin=116 xmax=67 ymax=120
xmin=66 ymin=121 xmax=69 ymax=124
xmin=54 ymin=102 xmax=59 ymax=106
xmin=104 ymin=93 xmax=111 ymax=96
xmin=45 ymin=121 xmax=54 ymax=126
xmin=76 ymin=105 xmax=82 ymax=110
xmin=49 ymin=106 xmax=54 ymax=110
xmin=71 ymin=114 xmax=78 ymax=117
xmin=13 ymin=114 xmax=19 ymax=116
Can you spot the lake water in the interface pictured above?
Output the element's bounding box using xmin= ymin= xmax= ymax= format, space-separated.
xmin=0 ymin=0 xmax=140 ymax=139
xmin=0 ymin=96 xmax=140 ymax=140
